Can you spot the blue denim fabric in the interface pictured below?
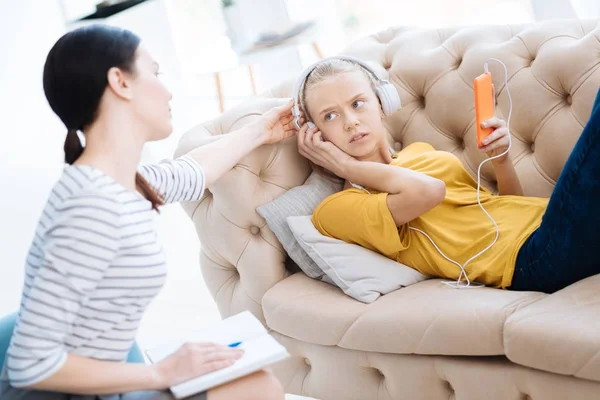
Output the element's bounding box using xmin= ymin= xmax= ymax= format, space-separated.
xmin=510 ymin=88 xmax=600 ymax=293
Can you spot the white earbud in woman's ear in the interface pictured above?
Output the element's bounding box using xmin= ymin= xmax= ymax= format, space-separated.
xmin=307 ymin=121 xmax=316 ymax=129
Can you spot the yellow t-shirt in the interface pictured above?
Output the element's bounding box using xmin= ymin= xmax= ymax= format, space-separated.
xmin=312 ymin=142 xmax=549 ymax=288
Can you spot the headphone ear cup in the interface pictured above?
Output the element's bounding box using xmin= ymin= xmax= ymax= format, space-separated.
xmin=376 ymin=83 xmax=402 ymax=115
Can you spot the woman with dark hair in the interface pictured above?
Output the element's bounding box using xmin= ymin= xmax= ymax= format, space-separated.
xmin=0 ymin=24 xmax=292 ymax=400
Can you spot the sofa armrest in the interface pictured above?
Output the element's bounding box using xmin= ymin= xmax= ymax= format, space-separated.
xmin=174 ymin=96 xmax=311 ymax=322
xmin=504 ymin=274 xmax=600 ymax=382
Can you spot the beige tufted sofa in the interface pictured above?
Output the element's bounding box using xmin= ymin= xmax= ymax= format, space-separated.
xmin=175 ymin=19 xmax=600 ymax=399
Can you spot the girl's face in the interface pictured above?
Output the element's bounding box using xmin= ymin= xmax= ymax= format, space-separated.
xmin=129 ymin=45 xmax=173 ymax=141
xmin=304 ymin=71 xmax=387 ymax=159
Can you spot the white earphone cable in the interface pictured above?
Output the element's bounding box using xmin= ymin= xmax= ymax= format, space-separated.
xmin=351 ymin=58 xmax=513 ymax=289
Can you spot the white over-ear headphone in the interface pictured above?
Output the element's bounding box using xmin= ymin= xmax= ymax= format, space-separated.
xmin=291 ymin=55 xmax=402 ymax=130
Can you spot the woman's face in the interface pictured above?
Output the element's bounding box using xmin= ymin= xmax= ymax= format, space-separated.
xmin=304 ymin=71 xmax=387 ymax=159
xmin=129 ymin=45 xmax=173 ymax=141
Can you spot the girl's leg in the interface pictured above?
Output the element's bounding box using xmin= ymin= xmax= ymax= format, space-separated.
xmin=511 ymin=88 xmax=600 ymax=293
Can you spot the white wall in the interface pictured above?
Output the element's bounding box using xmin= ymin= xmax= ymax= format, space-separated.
xmin=0 ymin=0 xmax=66 ymax=315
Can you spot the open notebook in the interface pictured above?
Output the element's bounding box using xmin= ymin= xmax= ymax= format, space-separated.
xmin=145 ymin=311 xmax=290 ymax=399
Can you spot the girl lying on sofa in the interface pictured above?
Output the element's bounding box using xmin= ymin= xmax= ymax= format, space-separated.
xmin=294 ymin=57 xmax=600 ymax=294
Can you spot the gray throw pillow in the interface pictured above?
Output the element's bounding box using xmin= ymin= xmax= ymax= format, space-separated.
xmin=256 ymin=171 xmax=342 ymax=281
xmin=287 ymin=215 xmax=428 ymax=303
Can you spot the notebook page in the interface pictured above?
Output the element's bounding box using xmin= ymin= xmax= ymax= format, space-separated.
xmin=171 ymin=334 xmax=290 ymax=398
xmin=145 ymin=311 xmax=267 ymax=363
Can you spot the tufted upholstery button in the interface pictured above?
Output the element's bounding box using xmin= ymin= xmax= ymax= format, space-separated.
xmin=530 ymin=141 xmax=535 ymax=152
xmin=372 ymin=368 xmax=385 ymax=377
xmin=304 ymin=358 xmax=311 ymax=366
xmin=394 ymin=142 xmax=402 ymax=151
xmin=566 ymin=94 xmax=573 ymax=105
xmin=419 ymin=96 xmax=426 ymax=108
xmin=250 ymin=226 xmax=259 ymax=235
xmin=455 ymin=56 xmax=463 ymax=68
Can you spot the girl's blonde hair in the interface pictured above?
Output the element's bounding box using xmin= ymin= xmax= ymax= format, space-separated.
xmin=299 ymin=59 xmax=380 ymax=181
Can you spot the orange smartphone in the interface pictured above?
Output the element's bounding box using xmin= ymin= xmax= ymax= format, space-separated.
xmin=474 ymin=72 xmax=495 ymax=147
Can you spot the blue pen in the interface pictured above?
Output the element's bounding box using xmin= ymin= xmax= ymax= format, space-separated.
xmin=228 ymin=341 xmax=242 ymax=348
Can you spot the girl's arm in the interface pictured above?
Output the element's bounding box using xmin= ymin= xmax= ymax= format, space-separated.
xmin=342 ymin=160 xmax=446 ymax=226
xmin=478 ymin=117 xmax=523 ymax=196
xmin=490 ymin=157 xmax=523 ymax=196
xmin=297 ymin=124 xmax=446 ymax=227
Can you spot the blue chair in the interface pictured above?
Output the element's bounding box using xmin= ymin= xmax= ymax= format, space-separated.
xmin=0 ymin=312 xmax=145 ymax=371
xmin=0 ymin=313 xmax=17 ymax=371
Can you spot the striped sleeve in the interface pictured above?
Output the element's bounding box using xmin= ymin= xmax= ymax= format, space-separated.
xmin=138 ymin=155 xmax=206 ymax=204
xmin=6 ymin=192 xmax=121 ymax=388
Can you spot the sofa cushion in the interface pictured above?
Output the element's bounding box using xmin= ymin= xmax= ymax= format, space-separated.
xmin=286 ymin=215 xmax=427 ymax=304
xmin=256 ymin=172 xmax=342 ymax=281
xmin=504 ymin=274 xmax=600 ymax=383
xmin=263 ymin=273 xmax=544 ymax=356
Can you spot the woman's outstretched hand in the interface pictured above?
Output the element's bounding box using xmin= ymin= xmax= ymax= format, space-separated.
xmin=296 ymin=122 xmax=355 ymax=179
xmin=248 ymin=100 xmax=297 ymax=145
